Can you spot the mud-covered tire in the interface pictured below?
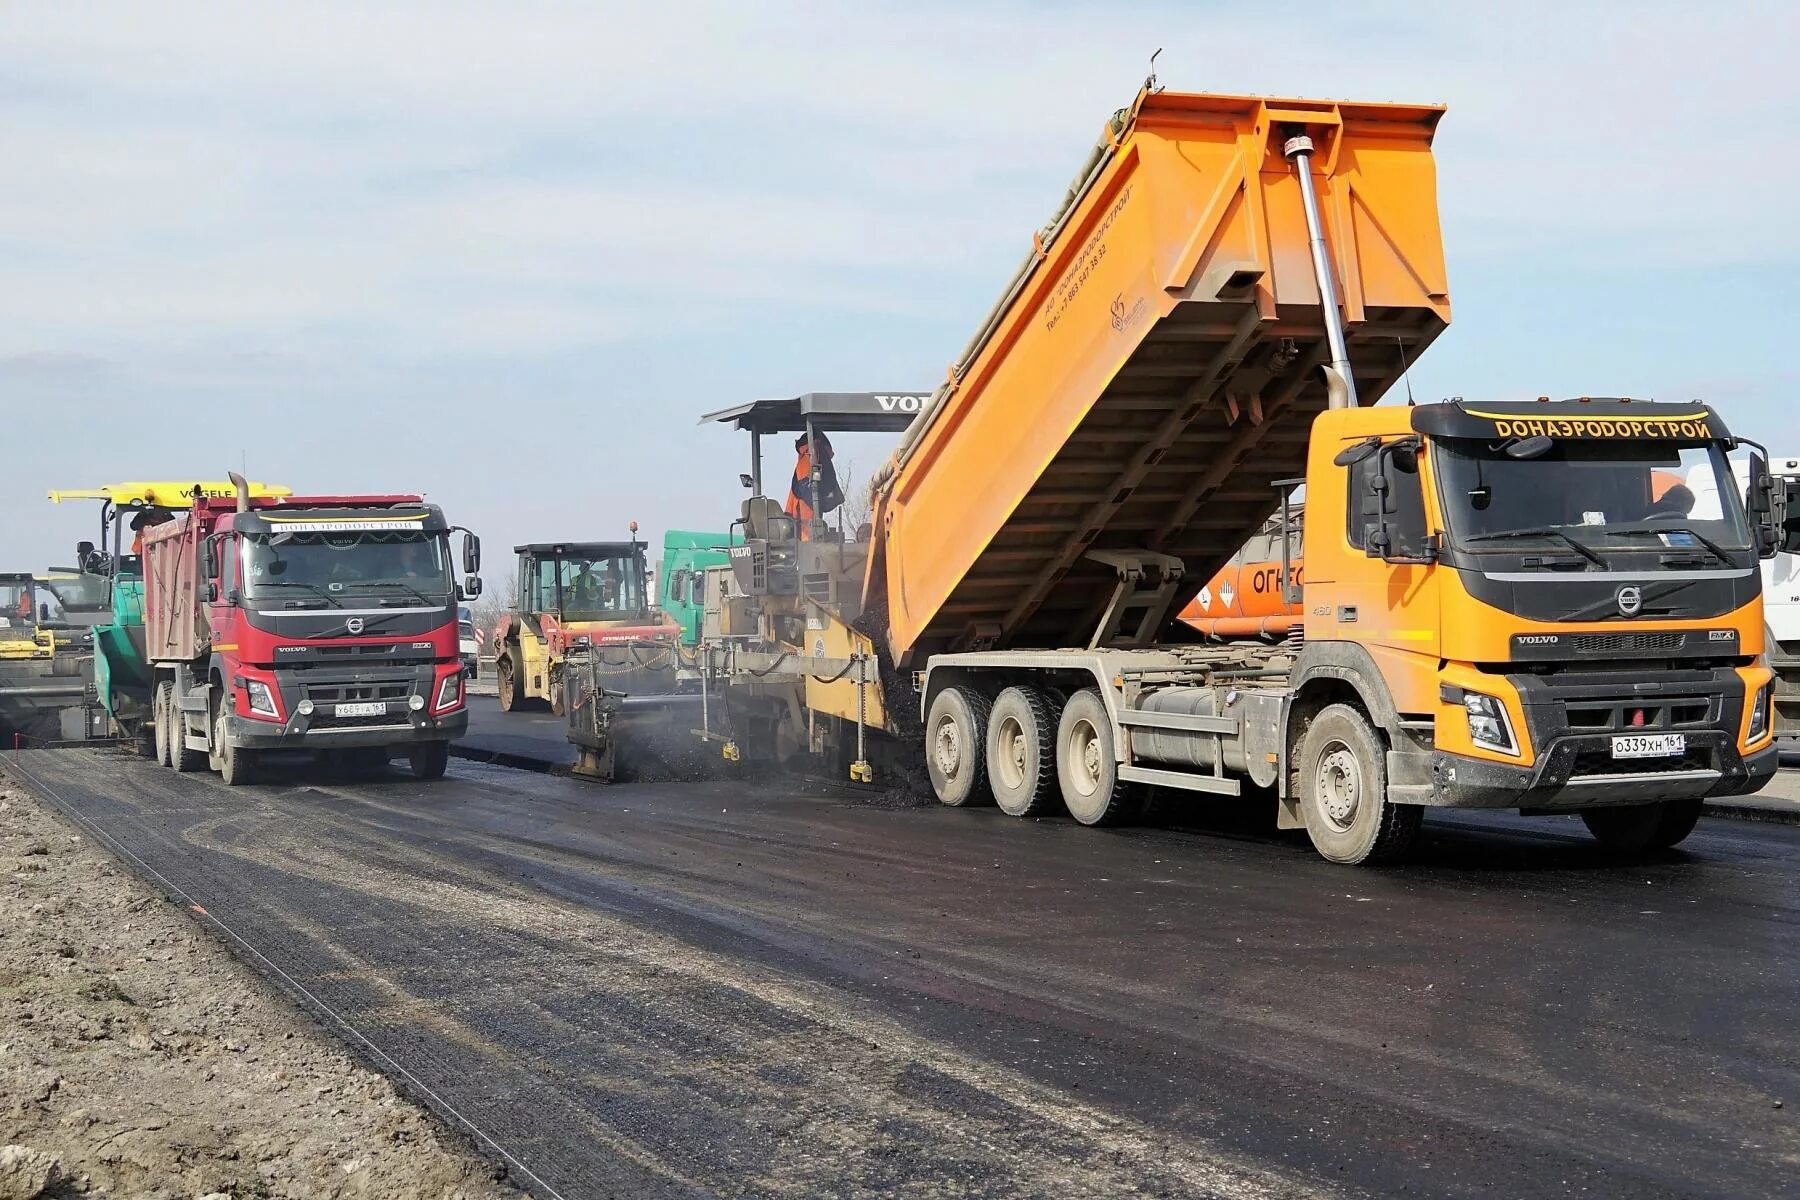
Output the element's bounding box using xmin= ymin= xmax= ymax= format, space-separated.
xmin=1295 ymin=703 xmax=1420 ymax=865
xmin=1582 ymin=798 xmax=1703 ymax=853
xmin=497 ymin=654 xmax=523 ymax=713
xmin=169 ymin=692 xmax=203 ymax=774
xmin=152 ymin=682 xmax=172 ymax=767
xmin=925 ymin=686 xmax=993 ymax=807
xmin=987 ymin=686 xmax=1059 ymax=818
xmin=409 ymin=741 xmax=450 ymax=781
xmin=214 ymin=705 xmax=255 ymax=786
xmin=1056 ymin=689 xmax=1142 ymax=827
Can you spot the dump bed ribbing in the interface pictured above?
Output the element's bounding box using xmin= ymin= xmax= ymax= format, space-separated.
xmin=866 ymin=91 xmax=1450 ymax=664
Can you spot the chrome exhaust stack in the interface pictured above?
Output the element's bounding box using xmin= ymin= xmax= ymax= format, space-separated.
xmin=1284 ymin=132 xmax=1358 ymax=410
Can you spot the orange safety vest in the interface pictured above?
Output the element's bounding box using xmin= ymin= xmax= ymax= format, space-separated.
xmin=786 ymin=444 xmax=818 ymax=534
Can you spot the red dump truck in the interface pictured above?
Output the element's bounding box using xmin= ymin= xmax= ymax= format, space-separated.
xmin=140 ymin=475 xmax=483 ymax=783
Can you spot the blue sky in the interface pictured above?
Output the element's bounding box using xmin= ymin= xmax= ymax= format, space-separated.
xmin=2 ymin=1 xmax=1794 ymax=578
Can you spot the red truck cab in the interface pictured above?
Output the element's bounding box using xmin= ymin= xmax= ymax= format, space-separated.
xmin=142 ymin=485 xmax=482 ymax=784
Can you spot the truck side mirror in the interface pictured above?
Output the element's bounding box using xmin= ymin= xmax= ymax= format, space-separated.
xmin=1748 ymin=452 xmax=1772 ymax=513
xmin=201 ymin=536 xmax=218 ymax=578
xmin=206 ymin=581 xmax=220 ymax=603
xmin=1364 ymin=441 xmax=1437 ymax=566
xmin=461 ymin=575 xmax=483 ymax=600
xmin=462 ymin=533 xmax=481 ymax=574
xmin=1748 ymin=453 xmax=1782 ymax=560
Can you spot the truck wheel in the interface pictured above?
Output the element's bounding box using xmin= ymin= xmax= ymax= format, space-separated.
xmin=170 ymin=695 xmax=203 ymax=773
xmin=408 ymin=742 xmax=449 ymax=781
xmin=497 ymin=655 xmax=523 ymax=712
xmin=1581 ymin=798 xmax=1703 ymax=853
xmin=214 ymin=706 xmax=255 ymax=786
xmin=1056 ymin=689 xmax=1141 ymax=826
xmin=152 ymin=682 xmax=172 ymax=767
xmin=925 ymin=686 xmax=993 ymax=807
xmin=987 ymin=686 xmax=1059 ymax=817
xmin=1296 ymin=703 xmax=1420 ymax=865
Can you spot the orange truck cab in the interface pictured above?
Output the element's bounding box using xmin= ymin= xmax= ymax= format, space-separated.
xmin=1301 ymin=398 xmax=1778 ymax=819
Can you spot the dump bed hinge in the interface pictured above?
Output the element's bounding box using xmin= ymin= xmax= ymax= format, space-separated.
xmin=1084 ymin=549 xmax=1185 ymax=650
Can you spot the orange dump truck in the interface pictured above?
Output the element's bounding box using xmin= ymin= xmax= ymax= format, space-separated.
xmin=704 ymin=90 xmax=1784 ymax=864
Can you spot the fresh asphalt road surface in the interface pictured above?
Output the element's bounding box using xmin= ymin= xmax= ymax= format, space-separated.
xmin=9 ymin=748 xmax=1800 ymax=1200
xmin=457 ymin=695 xmax=576 ymax=767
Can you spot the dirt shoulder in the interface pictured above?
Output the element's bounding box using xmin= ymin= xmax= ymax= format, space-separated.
xmin=0 ymin=776 xmax=523 ymax=1200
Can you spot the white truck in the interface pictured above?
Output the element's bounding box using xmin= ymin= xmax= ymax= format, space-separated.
xmin=1693 ymin=457 xmax=1800 ymax=734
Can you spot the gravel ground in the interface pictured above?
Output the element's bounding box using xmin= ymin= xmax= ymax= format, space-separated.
xmin=0 ymin=780 xmax=522 ymax=1200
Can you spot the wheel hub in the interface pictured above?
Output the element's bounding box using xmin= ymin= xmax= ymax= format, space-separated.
xmin=933 ymin=720 xmax=962 ymax=779
xmin=1317 ymin=745 xmax=1360 ymax=830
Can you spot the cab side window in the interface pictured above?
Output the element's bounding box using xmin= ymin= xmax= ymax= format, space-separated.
xmin=1347 ymin=443 xmax=1428 ymax=558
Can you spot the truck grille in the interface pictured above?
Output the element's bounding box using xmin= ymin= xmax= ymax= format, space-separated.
xmin=304 ymin=682 xmax=411 ymax=704
xmin=1570 ymin=747 xmax=1711 ymax=777
xmin=310 ymin=710 xmax=410 ymax=730
xmin=1564 ymin=697 xmax=1714 ymax=730
xmin=1569 ymin=632 xmax=1688 ymax=655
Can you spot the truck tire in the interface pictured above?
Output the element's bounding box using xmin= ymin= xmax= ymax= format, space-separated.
xmin=213 ymin=705 xmax=255 ymax=786
xmin=987 ymin=686 xmax=1059 ymax=818
xmin=1056 ymin=689 xmax=1141 ymax=827
xmin=925 ymin=686 xmax=993 ymax=807
xmin=1581 ymin=798 xmax=1703 ymax=853
xmin=497 ymin=654 xmax=523 ymax=713
xmin=169 ymin=695 xmax=203 ymax=774
xmin=152 ymin=682 xmax=172 ymax=768
xmin=409 ymin=742 xmax=449 ymax=781
xmin=1295 ymin=703 xmax=1420 ymax=865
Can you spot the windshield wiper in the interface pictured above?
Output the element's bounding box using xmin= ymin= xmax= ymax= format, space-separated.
xmin=1462 ymin=526 xmax=1607 ymax=568
xmin=256 ymin=580 xmax=342 ymax=607
xmin=355 ymin=580 xmax=441 ymax=606
xmin=1608 ymin=524 xmax=1737 ymax=562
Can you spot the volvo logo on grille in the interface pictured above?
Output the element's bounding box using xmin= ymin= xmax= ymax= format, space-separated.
xmin=345 ymin=616 xmax=365 ymax=635
xmin=1615 ymin=586 xmax=1643 ymax=617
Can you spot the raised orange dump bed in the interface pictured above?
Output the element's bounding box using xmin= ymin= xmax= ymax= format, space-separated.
xmin=867 ymin=91 xmax=1450 ymax=664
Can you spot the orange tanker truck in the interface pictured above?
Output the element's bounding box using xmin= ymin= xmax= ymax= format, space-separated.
xmin=695 ymin=89 xmax=1785 ymax=864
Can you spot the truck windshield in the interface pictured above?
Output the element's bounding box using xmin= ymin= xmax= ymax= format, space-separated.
xmin=1434 ymin=439 xmax=1752 ymax=556
xmin=244 ymin=532 xmax=452 ymax=599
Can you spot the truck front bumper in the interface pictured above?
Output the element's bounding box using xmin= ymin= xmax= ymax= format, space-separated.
xmin=226 ymin=705 xmax=467 ymax=752
xmin=230 ymin=662 xmax=469 ymax=751
xmin=1414 ymin=734 xmax=1778 ymax=811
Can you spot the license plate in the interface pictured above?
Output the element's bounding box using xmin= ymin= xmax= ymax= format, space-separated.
xmin=1611 ymin=733 xmax=1685 ymax=760
xmin=335 ymin=701 xmax=387 ymax=718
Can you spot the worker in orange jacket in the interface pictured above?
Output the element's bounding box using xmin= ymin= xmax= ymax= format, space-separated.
xmin=785 ymin=431 xmax=844 ymax=539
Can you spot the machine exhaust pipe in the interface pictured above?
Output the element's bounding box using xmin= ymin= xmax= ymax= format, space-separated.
xmin=228 ymin=471 xmax=249 ymax=513
xmin=1320 ymin=364 xmax=1351 ymax=411
xmin=1283 ymin=131 xmax=1359 ymax=409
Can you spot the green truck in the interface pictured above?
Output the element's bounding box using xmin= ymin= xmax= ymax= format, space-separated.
xmin=659 ymin=530 xmax=732 ymax=648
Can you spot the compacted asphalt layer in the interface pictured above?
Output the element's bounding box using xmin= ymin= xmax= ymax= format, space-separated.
xmin=7 ymin=743 xmax=1799 ymax=1200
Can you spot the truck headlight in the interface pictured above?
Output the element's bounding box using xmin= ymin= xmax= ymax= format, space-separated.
xmin=435 ymin=672 xmax=462 ymax=712
xmin=244 ymin=678 xmax=279 ymax=718
xmin=1463 ymin=691 xmax=1518 ymax=755
xmin=1748 ymin=684 xmax=1772 ymax=743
